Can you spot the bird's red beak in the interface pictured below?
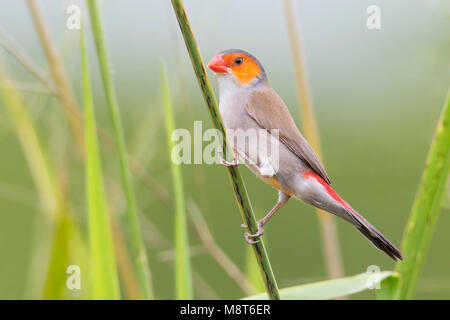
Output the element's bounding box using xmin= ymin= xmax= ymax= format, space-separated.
xmin=207 ymin=55 xmax=228 ymax=73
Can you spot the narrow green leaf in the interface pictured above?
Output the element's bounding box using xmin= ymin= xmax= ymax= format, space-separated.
xmin=391 ymin=91 xmax=450 ymax=299
xmin=42 ymin=212 xmax=72 ymax=299
xmin=81 ymin=27 xmax=120 ymax=299
xmin=161 ymin=65 xmax=193 ymax=299
xmin=87 ymin=0 xmax=153 ymax=299
xmin=376 ymin=274 xmax=399 ymax=300
xmin=69 ymin=223 xmax=90 ymax=299
xmin=0 ymin=57 xmax=67 ymax=299
xmin=27 ymin=0 xmax=85 ymax=156
xmin=243 ymin=271 xmax=392 ymax=300
xmin=0 ymin=63 xmax=59 ymax=217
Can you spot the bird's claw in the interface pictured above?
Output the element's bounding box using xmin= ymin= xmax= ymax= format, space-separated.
xmin=242 ymin=221 xmax=265 ymax=244
xmin=244 ymin=232 xmax=260 ymax=244
xmin=218 ymin=148 xmax=239 ymax=166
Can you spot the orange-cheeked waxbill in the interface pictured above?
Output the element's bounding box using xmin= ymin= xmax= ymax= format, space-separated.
xmin=207 ymin=49 xmax=402 ymax=261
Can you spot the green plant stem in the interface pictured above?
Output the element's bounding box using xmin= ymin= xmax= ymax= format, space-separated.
xmin=27 ymin=0 xmax=84 ymax=157
xmin=170 ymin=0 xmax=280 ymax=300
xmin=0 ymin=57 xmax=76 ymax=299
xmin=245 ymin=246 xmax=266 ymax=294
xmin=81 ymin=27 xmax=120 ymax=300
xmin=283 ymin=0 xmax=344 ymax=280
xmin=393 ymin=90 xmax=450 ymax=299
xmin=109 ymin=208 xmax=142 ymax=300
xmin=87 ymin=0 xmax=153 ymax=299
xmin=161 ymin=65 xmax=193 ymax=299
xmin=42 ymin=202 xmax=72 ymax=299
xmin=0 ymin=71 xmax=59 ymax=216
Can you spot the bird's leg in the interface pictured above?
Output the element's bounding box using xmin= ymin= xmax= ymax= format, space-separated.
xmin=217 ymin=147 xmax=240 ymax=166
xmin=242 ymin=191 xmax=290 ymax=244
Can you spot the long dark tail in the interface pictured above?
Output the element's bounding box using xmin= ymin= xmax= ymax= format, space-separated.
xmin=345 ymin=208 xmax=403 ymax=261
xmin=302 ymin=169 xmax=403 ymax=261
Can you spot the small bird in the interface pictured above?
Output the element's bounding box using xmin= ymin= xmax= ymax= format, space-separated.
xmin=207 ymin=49 xmax=403 ymax=261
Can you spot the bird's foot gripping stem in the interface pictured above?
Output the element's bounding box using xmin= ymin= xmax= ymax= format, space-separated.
xmin=241 ymin=221 xmax=264 ymax=244
xmin=239 ymin=191 xmax=290 ymax=244
xmin=217 ymin=147 xmax=240 ymax=166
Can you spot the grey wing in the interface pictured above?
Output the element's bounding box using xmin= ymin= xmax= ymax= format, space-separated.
xmin=246 ymin=88 xmax=331 ymax=184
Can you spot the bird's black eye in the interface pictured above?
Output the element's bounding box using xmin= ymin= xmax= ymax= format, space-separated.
xmin=234 ymin=57 xmax=243 ymax=65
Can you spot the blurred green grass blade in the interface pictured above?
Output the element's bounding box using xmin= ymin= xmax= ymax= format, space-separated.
xmin=0 ymin=58 xmax=69 ymax=298
xmin=0 ymin=65 xmax=59 ymax=217
xmin=27 ymin=0 xmax=85 ymax=157
xmin=243 ymin=271 xmax=392 ymax=300
xmin=87 ymin=0 xmax=153 ymax=299
xmin=391 ymin=90 xmax=450 ymax=299
xmin=42 ymin=211 xmax=72 ymax=299
xmin=110 ymin=212 xmax=143 ymax=300
xmin=81 ymin=27 xmax=120 ymax=300
xmin=170 ymin=0 xmax=280 ymax=300
xmin=69 ymin=223 xmax=90 ymax=299
xmin=161 ymin=65 xmax=193 ymax=299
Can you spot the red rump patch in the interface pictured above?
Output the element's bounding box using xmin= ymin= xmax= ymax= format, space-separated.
xmin=303 ymin=170 xmax=361 ymax=217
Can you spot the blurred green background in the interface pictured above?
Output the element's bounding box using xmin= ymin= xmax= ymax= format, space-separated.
xmin=0 ymin=0 xmax=449 ymax=299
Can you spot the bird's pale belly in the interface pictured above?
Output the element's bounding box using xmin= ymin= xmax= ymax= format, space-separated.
xmin=248 ymin=164 xmax=294 ymax=196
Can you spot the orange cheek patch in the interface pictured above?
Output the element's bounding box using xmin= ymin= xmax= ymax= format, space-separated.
xmin=223 ymin=53 xmax=261 ymax=85
xmin=231 ymin=62 xmax=261 ymax=85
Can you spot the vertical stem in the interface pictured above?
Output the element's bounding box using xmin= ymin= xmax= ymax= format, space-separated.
xmin=245 ymin=246 xmax=266 ymax=293
xmin=81 ymin=27 xmax=121 ymax=299
xmin=170 ymin=0 xmax=280 ymax=299
xmin=283 ymin=0 xmax=345 ymax=279
xmin=110 ymin=208 xmax=142 ymax=299
xmin=87 ymin=0 xmax=153 ymax=299
xmin=27 ymin=0 xmax=84 ymax=157
xmin=161 ymin=65 xmax=193 ymax=299
xmin=0 ymin=59 xmax=68 ymax=299
xmin=393 ymin=91 xmax=450 ymax=299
